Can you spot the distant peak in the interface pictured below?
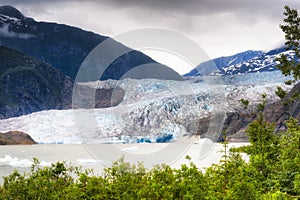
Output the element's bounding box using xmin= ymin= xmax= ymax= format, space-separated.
xmin=0 ymin=5 xmax=25 ymax=19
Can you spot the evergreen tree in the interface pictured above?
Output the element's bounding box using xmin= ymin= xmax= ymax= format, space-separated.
xmin=277 ymin=6 xmax=300 ymax=81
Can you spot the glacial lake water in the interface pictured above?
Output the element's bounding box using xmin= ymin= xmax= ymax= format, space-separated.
xmin=0 ymin=141 xmax=249 ymax=184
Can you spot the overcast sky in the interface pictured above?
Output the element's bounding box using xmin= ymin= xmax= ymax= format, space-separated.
xmin=2 ymin=0 xmax=300 ymax=74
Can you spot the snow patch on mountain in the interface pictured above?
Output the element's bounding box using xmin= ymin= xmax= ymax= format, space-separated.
xmin=186 ymin=48 xmax=299 ymax=76
xmin=0 ymin=14 xmax=21 ymax=23
xmin=217 ymin=49 xmax=296 ymax=75
xmin=185 ymin=50 xmax=264 ymax=76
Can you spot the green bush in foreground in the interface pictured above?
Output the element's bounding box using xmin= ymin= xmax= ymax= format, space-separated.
xmin=0 ymin=141 xmax=298 ymax=200
xmin=3 ymin=115 xmax=300 ymax=199
xmin=0 ymin=114 xmax=300 ymax=199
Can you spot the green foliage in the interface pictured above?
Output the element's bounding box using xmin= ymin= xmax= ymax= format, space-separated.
xmin=0 ymin=160 xmax=77 ymax=200
xmin=284 ymin=80 xmax=295 ymax=85
xmin=263 ymin=191 xmax=289 ymax=200
xmin=275 ymin=118 xmax=300 ymax=195
xmin=239 ymin=98 xmax=249 ymax=109
xmin=232 ymin=86 xmax=300 ymax=198
xmin=205 ymin=152 xmax=262 ymax=199
xmin=257 ymin=93 xmax=268 ymax=112
xmin=276 ymin=86 xmax=287 ymax=99
xmin=276 ymin=6 xmax=300 ymax=81
xmin=1 ymin=136 xmax=300 ymax=200
xmin=0 ymin=157 xmax=208 ymax=199
xmin=234 ymin=113 xmax=300 ymax=198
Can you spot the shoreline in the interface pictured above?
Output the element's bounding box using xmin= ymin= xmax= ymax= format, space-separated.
xmin=0 ymin=142 xmax=250 ymax=184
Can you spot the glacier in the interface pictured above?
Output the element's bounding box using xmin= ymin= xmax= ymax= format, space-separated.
xmin=0 ymin=71 xmax=293 ymax=144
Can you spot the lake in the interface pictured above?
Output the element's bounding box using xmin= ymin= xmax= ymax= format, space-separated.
xmin=0 ymin=140 xmax=249 ymax=184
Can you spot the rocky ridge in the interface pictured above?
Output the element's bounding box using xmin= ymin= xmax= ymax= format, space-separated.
xmin=0 ymin=5 xmax=162 ymax=80
xmin=0 ymin=46 xmax=73 ymax=119
xmin=0 ymin=131 xmax=36 ymax=145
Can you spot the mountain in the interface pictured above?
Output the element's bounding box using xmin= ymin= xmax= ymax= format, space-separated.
xmin=185 ymin=47 xmax=298 ymax=76
xmin=263 ymin=81 xmax=300 ymax=132
xmin=0 ymin=46 xmax=73 ymax=119
xmin=217 ymin=47 xmax=295 ymax=75
xmin=223 ymin=81 xmax=300 ymax=142
xmin=0 ymin=131 xmax=36 ymax=145
xmin=185 ymin=50 xmax=263 ymax=76
xmin=0 ymin=5 xmax=168 ymax=80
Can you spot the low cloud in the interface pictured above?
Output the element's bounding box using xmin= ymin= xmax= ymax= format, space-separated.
xmin=0 ymin=24 xmax=35 ymax=39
